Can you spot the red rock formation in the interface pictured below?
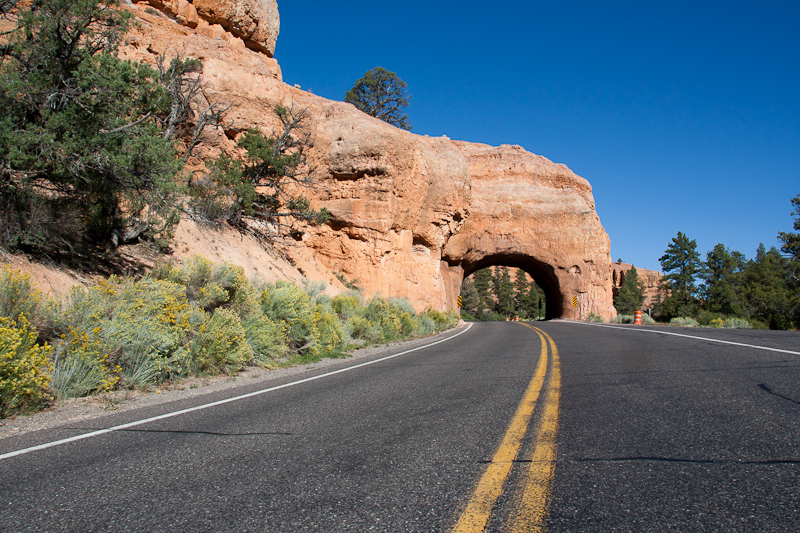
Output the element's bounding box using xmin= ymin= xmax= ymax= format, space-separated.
xmin=137 ymin=0 xmax=279 ymax=57
xmin=610 ymin=261 xmax=665 ymax=311
xmin=442 ymin=143 xmax=615 ymax=319
xmin=4 ymin=1 xmax=618 ymax=319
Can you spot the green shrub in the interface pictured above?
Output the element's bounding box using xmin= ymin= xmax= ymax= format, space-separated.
xmin=723 ymin=317 xmax=753 ymax=329
xmin=0 ymin=266 xmax=60 ymax=341
xmin=362 ymin=297 xmax=404 ymax=342
xmin=190 ymin=308 xmax=252 ymax=374
xmin=586 ymin=313 xmax=604 ymax=323
xmin=0 ymin=315 xmax=53 ymax=417
xmin=259 ymin=282 xmax=344 ymax=356
xmin=422 ymin=309 xmax=460 ymax=332
xmin=415 ymin=315 xmax=436 ymax=337
xmin=670 ymin=317 xmax=699 ymax=327
xmin=347 ymin=315 xmax=381 ymax=342
xmin=331 ymin=293 xmax=362 ymax=320
xmin=156 ymin=256 xmax=257 ymax=317
xmin=241 ymin=314 xmax=287 ymax=367
xmin=57 ymin=276 xmax=199 ymax=395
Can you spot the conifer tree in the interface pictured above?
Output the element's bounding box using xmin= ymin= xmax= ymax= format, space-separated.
xmin=459 ymin=276 xmax=480 ymax=318
xmin=742 ymin=244 xmax=793 ymax=329
xmin=472 ymin=268 xmax=493 ymax=319
xmin=613 ymin=266 xmax=645 ymax=315
xmin=658 ymin=232 xmax=701 ymax=318
xmin=513 ymin=269 xmax=530 ymax=317
xmin=702 ymin=243 xmax=746 ymax=316
xmin=496 ymin=267 xmax=515 ymax=317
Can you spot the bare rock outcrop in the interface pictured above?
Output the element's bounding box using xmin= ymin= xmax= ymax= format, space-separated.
xmin=442 ymin=143 xmax=615 ymax=319
xmin=109 ymin=5 xmax=616 ymax=317
xmin=136 ymin=0 xmax=280 ymax=59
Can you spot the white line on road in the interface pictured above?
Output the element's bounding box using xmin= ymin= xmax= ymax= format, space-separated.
xmin=570 ymin=321 xmax=800 ymax=356
xmin=0 ymin=323 xmax=474 ymax=462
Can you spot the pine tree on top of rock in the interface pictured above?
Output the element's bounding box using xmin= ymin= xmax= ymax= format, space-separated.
xmin=345 ymin=67 xmax=412 ymax=131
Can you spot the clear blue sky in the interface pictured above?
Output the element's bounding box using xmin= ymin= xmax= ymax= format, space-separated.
xmin=275 ymin=1 xmax=799 ymax=272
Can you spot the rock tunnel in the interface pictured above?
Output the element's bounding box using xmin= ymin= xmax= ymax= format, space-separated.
xmin=279 ymin=98 xmax=615 ymax=321
xmin=438 ymin=142 xmax=616 ymax=321
xmin=454 ymin=254 xmax=564 ymax=320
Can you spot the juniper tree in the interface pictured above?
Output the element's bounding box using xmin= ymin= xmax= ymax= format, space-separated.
xmin=0 ymin=0 xmax=181 ymax=249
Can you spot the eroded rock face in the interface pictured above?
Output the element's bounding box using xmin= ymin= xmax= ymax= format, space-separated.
xmin=298 ymin=107 xmax=472 ymax=311
xmin=443 ymin=143 xmax=616 ymax=320
xmin=117 ymin=6 xmax=614 ymax=318
xmin=139 ymin=0 xmax=279 ymax=57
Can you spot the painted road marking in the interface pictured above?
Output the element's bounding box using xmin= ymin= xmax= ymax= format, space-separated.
xmin=451 ymin=324 xmax=561 ymax=533
xmin=0 ymin=323 xmax=473 ymax=462
xmin=511 ymin=326 xmax=561 ymax=533
xmin=451 ymin=327 xmax=549 ymax=533
xmin=574 ymin=321 xmax=800 ymax=356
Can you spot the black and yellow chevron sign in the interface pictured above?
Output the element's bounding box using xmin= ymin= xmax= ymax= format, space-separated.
xmin=572 ymin=296 xmax=578 ymax=308
xmin=458 ymin=296 xmax=463 ymax=308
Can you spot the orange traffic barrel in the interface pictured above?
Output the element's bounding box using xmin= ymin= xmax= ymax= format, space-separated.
xmin=634 ymin=310 xmax=642 ymax=325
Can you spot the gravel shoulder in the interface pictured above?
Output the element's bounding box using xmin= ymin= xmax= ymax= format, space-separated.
xmin=0 ymin=326 xmax=466 ymax=439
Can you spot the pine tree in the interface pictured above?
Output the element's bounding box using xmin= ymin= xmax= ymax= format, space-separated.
xmin=344 ymin=67 xmax=411 ymax=130
xmin=658 ymin=232 xmax=701 ymax=319
xmin=528 ymin=281 xmax=545 ymax=319
xmin=459 ymin=276 xmax=480 ymax=318
xmin=496 ymin=267 xmax=515 ymax=317
xmin=613 ymin=266 xmax=645 ymax=315
xmin=472 ymin=268 xmax=493 ymax=319
xmin=702 ymin=243 xmax=746 ymax=316
xmin=777 ymin=194 xmax=800 ymax=328
xmin=513 ymin=268 xmax=531 ymax=317
xmin=742 ymin=244 xmax=793 ymax=329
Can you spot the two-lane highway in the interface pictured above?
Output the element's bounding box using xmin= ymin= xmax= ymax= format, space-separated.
xmin=544 ymin=321 xmax=800 ymax=532
xmin=1 ymin=321 xmax=799 ymax=531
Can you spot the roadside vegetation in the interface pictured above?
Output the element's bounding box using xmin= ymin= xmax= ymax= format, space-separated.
xmin=614 ymin=195 xmax=800 ymax=330
xmin=0 ymin=259 xmax=459 ymax=419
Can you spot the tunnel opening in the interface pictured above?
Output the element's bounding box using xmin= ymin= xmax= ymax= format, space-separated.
xmin=458 ymin=254 xmax=564 ymax=321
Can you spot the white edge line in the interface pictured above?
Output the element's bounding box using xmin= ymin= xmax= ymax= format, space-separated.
xmin=569 ymin=321 xmax=800 ymax=356
xmin=1 ymin=323 xmax=474 ymax=461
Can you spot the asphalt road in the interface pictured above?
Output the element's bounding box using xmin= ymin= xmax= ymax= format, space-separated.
xmin=1 ymin=321 xmax=799 ymax=532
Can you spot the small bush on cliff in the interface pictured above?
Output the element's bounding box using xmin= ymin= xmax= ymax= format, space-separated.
xmin=191 ymin=105 xmax=330 ymax=242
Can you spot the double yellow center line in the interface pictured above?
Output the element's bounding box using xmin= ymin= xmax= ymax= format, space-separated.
xmin=451 ymin=324 xmax=561 ymax=533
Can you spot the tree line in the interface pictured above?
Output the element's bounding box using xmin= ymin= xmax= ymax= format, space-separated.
xmin=459 ymin=267 xmax=546 ymax=320
xmin=616 ymin=195 xmax=800 ymax=330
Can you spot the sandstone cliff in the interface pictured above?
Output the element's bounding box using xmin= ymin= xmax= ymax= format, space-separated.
xmin=5 ymin=1 xmax=617 ymax=319
xmin=118 ymin=1 xmax=616 ymax=319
